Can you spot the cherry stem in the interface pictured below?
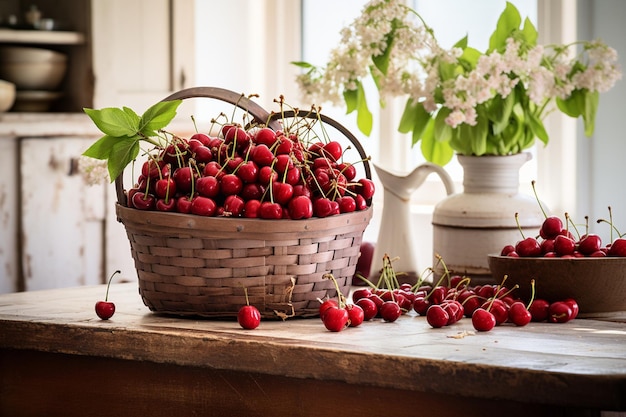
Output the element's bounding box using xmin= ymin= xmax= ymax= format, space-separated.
xmin=377 ymin=254 xmax=400 ymax=290
xmin=455 ymin=276 xmax=472 ymax=290
xmin=565 ymin=212 xmax=581 ymax=240
xmin=514 ymin=213 xmax=526 ymax=239
xmin=323 ymin=273 xmax=346 ymax=308
xmin=430 ymin=253 xmax=450 ymax=289
xmin=191 ymin=114 xmax=199 ymax=134
xmin=411 ymin=266 xmax=434 ymax=292
xmin=243 ymin=286 xmax=251 ymax=306
xmin=526 ymin=279 xmax=536 ymax=310
xmin=104 ymin=270 xmax=121 ymax=302
xmin=484 ymin=275 xmax=506 ymax=312
xmin=531 ymin=180 xmax=548 ymax=219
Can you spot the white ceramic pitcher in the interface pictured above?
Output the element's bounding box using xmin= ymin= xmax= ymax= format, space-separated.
xmin=370 ymin=163 xmax=455 ymax=283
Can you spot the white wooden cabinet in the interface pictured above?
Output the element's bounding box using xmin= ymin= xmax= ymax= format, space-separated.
xmin=19 ymin=137 xmax=105 ymax=290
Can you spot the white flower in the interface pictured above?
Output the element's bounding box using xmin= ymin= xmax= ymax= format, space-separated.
xmin=78 ymin=156 xmax=109 ymax=185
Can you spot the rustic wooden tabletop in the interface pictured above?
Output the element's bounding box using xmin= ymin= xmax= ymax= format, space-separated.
xmin=1 ymin=283 xmax=625 ymax=416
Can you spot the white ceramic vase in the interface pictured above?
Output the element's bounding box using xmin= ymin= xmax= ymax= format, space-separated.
xmin=371 ymin=163 xmax=454 ymax=283
xmin=432 ymin=152 xmax=544 ymax=284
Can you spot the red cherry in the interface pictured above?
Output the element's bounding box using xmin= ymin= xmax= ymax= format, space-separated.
xmin=554 ymin=234 xmax=576 ymax=256
xmin=608 ymin=238 xmax=626 ymax=257
xmin=154 ymin=177 xmax=176 ymax=199
xmin=155 ymin=197 xmax=177 ymax=212
xmin=337 ymin=196 xmax=357 ymax=213
xmin=190 ymin=196 xmax=217 ymax=217
xmin=254 ymin=127 xmax=278 ymax=147
xmin=578 ymin=234 xmax=602 ymax=256
xmin=540 ymin=216 xmax=563 ymax=239
xmin=95 ymin=270 xmax=120 ymax=320
xmin=196 ymin=175 xmax=220 ymax=198
xmin=346 ymin=304 xmax=365 ymax=327
xmin=321 ymin=306 xmax=349 ymax=332
xmin=355 ymin=297 xmax=378 ymax=321
xmin=356 ymin=178 xmax=375 ymax=200
xmin=354 ymin=194 xmax=368 ymax=211
xmin=338 ymin=162 xmax=357 ymax=181
xmin=442 ymin=300 xmax=464 ymax=324
xmin=562 ymin=298 xmax=579 ymax=320
xmin=548 ymin=301 xmax=573 ymax=323
xmin=241 ymin=183 xmax=265 ymax=201
xmin=500 ymin=244 xmax=515 ymax=256
xmin=176 ymin=196 xmax=193 ymax=214
xmin=272 ymin=181 xmax=294 ymax=206
xmin=288 ymin=195 xmax=313 ymax=220
xmin=141 ymin=159 xmax=165 ymax=179
xmin=259 ymin=201 xmax=283 ymax=219
xmin=426 ymin=304 xmax=450 ymax=328
xmin=352 ymin=288 xmax=372 ymax=302
xmin=251 ymin=144 xmax=275 ymax=166
xmin=313 ymin=197 xmax=338 ymax=218
xmin=243 ymin=199 xmax=261 ymax=218
xmin=193 ymin=145 xmax=213 ymax=163
xmin=237 ymin=161 xmax=259 ymax=184
xmin=540 ymin=239 xmax=555 ymax=255
xmin=223 ymin=195 xmax=245 ymax=217
xmin=203 ymin=161 xmax=224 ymax=179
xmin=238 ymin=305 xmax=261 ymax=330
xmin=462 ymin=295 xmax=483 ymax=318
xmin=471 ymin=308 xmax=496 ymax=332
xmin=258 ymin=166 xmax=278 ymax=185
xmin=318 ymin=299 xmax=338 ymax=319
xmin=379 ymin=301 xmax=402 ymax=322
xmin=508 ymin=301 xmax=532 ymax=326
xmin=322 ymin=141 xmax=343 ymax=161
xmin=353 ymin=242 xmax=375 ymax=284
xmin=172 ymin=166 xmax=195 ymax=194
xmin=482 ymin=298 xmax=509 ymax=325
xmin=131 ymin=191 xmax=155 ymax=210
xmin=224 ymin=126 xmax=250 ymax=147
xmin=515 ymin=237 xmax=542 ymax=257
xmin=190 ymin=132 xmax=211 ymax=146
xmin=529 ymin=298 xmax=550 ymax=322
xmin=413 ymin=296 xmax=431 ymax=316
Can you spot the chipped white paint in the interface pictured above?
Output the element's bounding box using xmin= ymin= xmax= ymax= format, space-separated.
xmin=20 ymin=137 xmax=105 ymax=290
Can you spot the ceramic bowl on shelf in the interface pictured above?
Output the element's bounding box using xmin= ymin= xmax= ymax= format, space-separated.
xmin=0 ymin=46 xmax=68 ymax=90
xmin=488 ymin=255 xmax=626 ymax=315
xmin=0 ymin=79 xmax=16 ymax=112
xmin=11 ymin=90 xmax=63 ymax=112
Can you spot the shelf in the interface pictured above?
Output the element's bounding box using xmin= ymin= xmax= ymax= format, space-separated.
xmin=0 ymin=28 xmax=84 ymax=45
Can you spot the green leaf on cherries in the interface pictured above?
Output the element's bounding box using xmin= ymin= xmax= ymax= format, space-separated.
xmin=82 ymin=99 xmax=182 ymax=182
xmin=139 ymin=100 xmax=182 ymax=137
xmin=84 ymin=106 xmax=141 ymax=137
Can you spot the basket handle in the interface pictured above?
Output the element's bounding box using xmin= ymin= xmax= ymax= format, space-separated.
xmin=161 ymin=86 xmax=282 ymax=130
xmin=267 ymin=110 xmax=372 ymax=181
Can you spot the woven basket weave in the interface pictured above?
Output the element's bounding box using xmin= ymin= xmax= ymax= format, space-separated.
xmin=115 ymin=87 xmax=374 ymax=318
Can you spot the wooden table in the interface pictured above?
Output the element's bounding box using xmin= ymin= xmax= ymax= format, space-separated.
xmin=1 ymin=283 xmax=625 ymax=417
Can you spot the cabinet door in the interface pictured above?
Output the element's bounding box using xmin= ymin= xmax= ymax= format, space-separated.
xmin=20 ymin=137 xmax=105 ymax=290
xmin=91 ymin=0 xmax=195 ymax=111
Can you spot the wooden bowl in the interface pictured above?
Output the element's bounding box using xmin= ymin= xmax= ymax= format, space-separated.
xmin=488 ymin=255 xmax=626 ymax=314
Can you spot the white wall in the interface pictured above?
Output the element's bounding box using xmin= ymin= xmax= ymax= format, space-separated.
xmin=579 ymin=0 xmax=626 ymax=244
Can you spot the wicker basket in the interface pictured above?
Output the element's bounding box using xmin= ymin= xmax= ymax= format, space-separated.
xmin=115 ymin=87 xmax=374 ymax=318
